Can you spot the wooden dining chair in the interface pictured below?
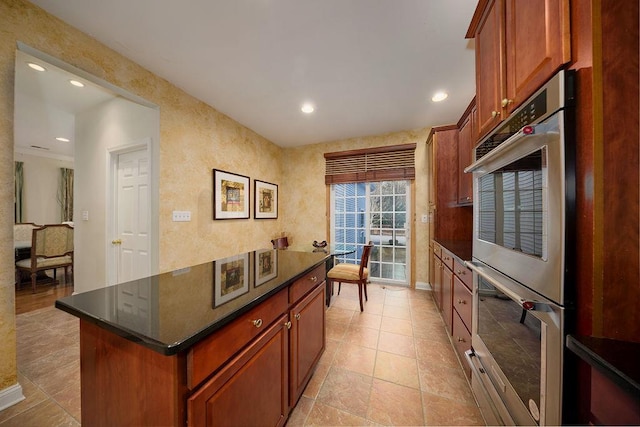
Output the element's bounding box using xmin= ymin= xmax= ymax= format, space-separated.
xmin=15 ymin=224 xmax=74 ymax=292
xmin=327 ymin=242 xmax=374 ymax=311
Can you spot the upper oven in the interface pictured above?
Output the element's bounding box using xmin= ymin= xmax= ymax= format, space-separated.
xmin=465 ymin=70 xmax=576 ymax=306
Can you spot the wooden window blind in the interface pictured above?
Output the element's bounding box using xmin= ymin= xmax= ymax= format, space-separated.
xmin=324 ymin=143 xmax=416 ymax=184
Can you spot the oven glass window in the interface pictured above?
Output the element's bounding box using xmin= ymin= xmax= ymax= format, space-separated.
xmin=477 ymin=276 xmax=542 ymax=421
xmin=477 ymin=148 xmax=546 ymax=258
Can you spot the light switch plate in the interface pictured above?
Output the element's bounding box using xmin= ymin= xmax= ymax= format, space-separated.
xmin=172 ymin=210 xmax=191 ymax=222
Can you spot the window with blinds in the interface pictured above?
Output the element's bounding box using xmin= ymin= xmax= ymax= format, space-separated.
xmin=324 ymin=143 xmax=416 ymax=184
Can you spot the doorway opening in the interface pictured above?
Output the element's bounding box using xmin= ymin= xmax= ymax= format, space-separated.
xmin=330 ymin=180 xmax=410 ymax=286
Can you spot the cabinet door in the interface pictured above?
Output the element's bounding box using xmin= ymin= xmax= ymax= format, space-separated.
xmin=504 ymin=0 xmax=570 ymax=113
xmin=475 ymin=0 xmax=505 ymax=138
xmin=188 ymin=315 xmax=289 ymax=427
xmin=457 ymin=110 xmax=474 ymax=204
xmin=433 ymin=256 xmax=443 ymax=310
xmin=290 ymin=283 xmax=326 ymax=406
xmin=442 ymin=265 xmax=454 ymax=334
xmin=452 ymin=310 xmax=472 ymax=379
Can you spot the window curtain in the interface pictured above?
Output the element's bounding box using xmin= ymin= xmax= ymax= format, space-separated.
xmin=15 ymin=161 xmax=24 ymax=223
xmin=59 ymin=168 xmax=74 ymax=222
xmin=324 ymin=143 xmax=417 ymax=184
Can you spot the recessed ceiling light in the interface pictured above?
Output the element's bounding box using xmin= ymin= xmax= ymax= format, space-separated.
xmin=27 ymin=62 xmax=46 ymax=72
xmin=301 ymin=103 xmax=315 ymax=114
xmin=56 ymin=137 xmax=70 ymax=142
xmin=69 ymin=79 xmax=85 ymax=87
xmin=431 ymin=91 xmax=448 ymax=102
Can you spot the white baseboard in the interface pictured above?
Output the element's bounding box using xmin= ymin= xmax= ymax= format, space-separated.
xmin=415 ymin=281 xmax=432 ymax=291
xmin=0 ymin=383 xmax=25 ymax=412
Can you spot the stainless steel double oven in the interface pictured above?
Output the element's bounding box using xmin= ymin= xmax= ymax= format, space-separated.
xmin=464 ymin=70 xmax=576 ymax=425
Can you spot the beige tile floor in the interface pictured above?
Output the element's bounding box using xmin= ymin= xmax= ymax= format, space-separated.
xmin=288 ymin=283 xmax=484 ymax=426
xmin=1 ymin=283 xmax=484 ymax=426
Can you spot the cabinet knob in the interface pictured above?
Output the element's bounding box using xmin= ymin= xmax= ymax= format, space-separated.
xmin=111 ymin=239 xmax=122 ymax=245
xmin=295 ymin=313 xmax=301 ymax=320
xmin=457 ymin=299 xmax=467 ymax=305
xmin=501 ymin=98 xmax=513 ymax=108
xmin=310 ymin=276 xmax=318 ymax=282
xmin=491 ymin=110 xmax=500 ymax=118
xmin=457 ymin=337 xmax=466 ymax=343
xmin=252 ymin=319 xmax=263 ymax=328
xmin=285 ymin=321 xmax=292 ymax=330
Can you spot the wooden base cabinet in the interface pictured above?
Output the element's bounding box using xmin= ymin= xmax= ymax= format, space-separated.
xmin=289 ymin=284 xmax=326 ymax=406
xmin=188 ymin=315 xmax=289 ymax=427
xmin=441 ymin=261 xmax=454 ymax=334
xmin=78 ymin=267 xmax=327 ymax=427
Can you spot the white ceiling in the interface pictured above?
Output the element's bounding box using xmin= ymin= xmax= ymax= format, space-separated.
xmin=23 ymin=0 xmax=477 ymax=148
xmin=14 ymin=49 xmax=119 ymax=159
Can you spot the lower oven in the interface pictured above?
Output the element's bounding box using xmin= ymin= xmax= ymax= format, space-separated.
xmin=465 ymin=261 xmax=563 ymax=426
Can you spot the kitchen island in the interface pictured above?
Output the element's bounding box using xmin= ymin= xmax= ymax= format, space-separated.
xmin=56 ymin=249 xmax=329 ymax=426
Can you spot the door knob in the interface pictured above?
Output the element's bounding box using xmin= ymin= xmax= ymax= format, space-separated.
xmin=111 ymin=239 xmax=122 ymax=245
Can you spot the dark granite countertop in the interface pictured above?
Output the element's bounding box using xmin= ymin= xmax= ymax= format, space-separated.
xmin=566 ymin=335 xmax=640 ymax=399
xmin=55 ymin=249 xmax=329 ymax=356
xmin=434 ymin=239 xmax=473 ymax=262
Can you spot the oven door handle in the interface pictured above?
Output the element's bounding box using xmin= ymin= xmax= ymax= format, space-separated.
xmin=464 ymin=122 xmax=553 ymax=174
xmin=465 ymin=260 xmax=551 ymax=313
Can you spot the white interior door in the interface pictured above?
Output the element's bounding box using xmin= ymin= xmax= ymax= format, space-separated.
xmin=110 ymin=145 xmax=151 ymax=284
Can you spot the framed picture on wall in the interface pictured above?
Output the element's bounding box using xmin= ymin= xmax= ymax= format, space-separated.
xmin=213 ymin=253 xmax=250 ymax=307
xmin=254 ymin=180 xmax=278 ymax=219
xmin=213 ymin=169 xmax=250 ymax=219
xmin=255 ymin=248 xmax=278 ymax=286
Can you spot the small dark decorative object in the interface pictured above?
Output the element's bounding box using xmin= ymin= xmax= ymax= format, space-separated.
xmin=312 ymin=240 xmax=327 ymax=248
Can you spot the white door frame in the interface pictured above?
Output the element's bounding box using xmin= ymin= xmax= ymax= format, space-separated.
xmin=106 ymin=137 xmax=157 ymax=286
xmin=330 ymin=181 xmax=412 ymax=286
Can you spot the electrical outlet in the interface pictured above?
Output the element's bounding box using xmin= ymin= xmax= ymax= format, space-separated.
xmin=421 ymin=214 xmax=428 ymax=223
xmin=172 ymin=210 xmax=191 ymax=222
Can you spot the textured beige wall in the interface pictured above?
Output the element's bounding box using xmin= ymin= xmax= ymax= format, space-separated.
xmin=280 ymin=128 xmax=431 ymax=287
xmin=0 ymin=0 xmax=285 ymax=392
xmin=0 ymin=0 xmax=435 ymax=395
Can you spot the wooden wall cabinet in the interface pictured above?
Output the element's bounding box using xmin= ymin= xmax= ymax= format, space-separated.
xmin=457 ymin=100 xmax=476 ymax=205
xmin=426 ymin=126 xmax=473 ymax=242
xmin=468 ymin=0 xmax=571 ymax=138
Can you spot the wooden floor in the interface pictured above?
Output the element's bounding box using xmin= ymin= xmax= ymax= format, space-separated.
xmin=14 ymin=268 xmax=74 ymax=314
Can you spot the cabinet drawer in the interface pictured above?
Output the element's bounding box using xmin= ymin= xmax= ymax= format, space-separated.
xmin=441 ymin=249 xmax=454 ymax=270
xmin=187 ymin=289 xmax=288 ymax=390
xmin=290 ymin=264 xmax=325 ymax=304
xmin=452 ymin=310 xmax=471 ymax=379
xmin=453 ymin=276 xmax=472 ymax=329
xmin=433 ymin=242 xmax=442 ymax=259
xmin=453 ymin=258 xmax=472 ymax=290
